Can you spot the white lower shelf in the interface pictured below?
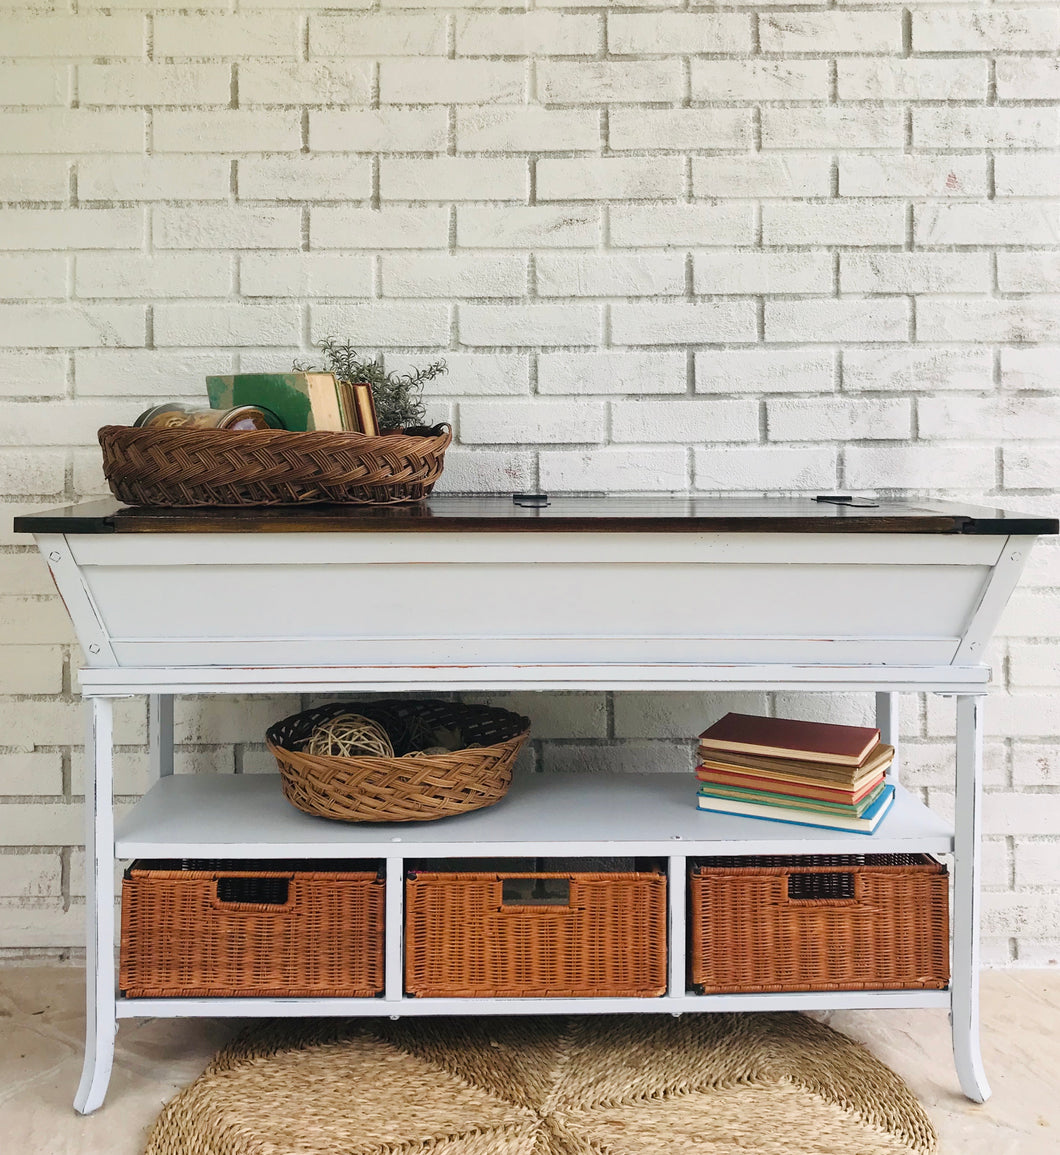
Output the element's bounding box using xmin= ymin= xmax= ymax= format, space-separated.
xmin=115 ymin=770 xmax=953 ymax=858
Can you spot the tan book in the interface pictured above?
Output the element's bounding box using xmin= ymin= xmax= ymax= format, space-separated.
xmin=303 ymin=372 xmax=345 ymax=432
xmin=698 ymin=712 xmax=880 ymax=767
xmin=351 ymin=381 xmax=379 ymax=437
xmin=696 ymin=743 xmax=895 ymax=785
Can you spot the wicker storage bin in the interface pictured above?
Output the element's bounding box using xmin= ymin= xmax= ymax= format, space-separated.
xmin=689 ymin=854 xmax=949 ymax=994
xmin=267 ymin=700 xmax=530 ymax=823
xmin=98 ymin=422 xmax=451 ymax=506
xmin=119 ymin=859 xmax=385 ymax=998
xmin=404 ymin=859 xmax=668 ymax=998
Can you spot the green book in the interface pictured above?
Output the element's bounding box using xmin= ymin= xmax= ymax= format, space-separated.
xmin=206 ymin=372 xmax=345 ymax=433
xmin=696 ymin=780 xmax=887 ymax=817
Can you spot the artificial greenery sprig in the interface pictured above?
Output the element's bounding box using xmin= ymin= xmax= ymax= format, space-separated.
xmin=295 ymin=337 xmax=447 ymax=432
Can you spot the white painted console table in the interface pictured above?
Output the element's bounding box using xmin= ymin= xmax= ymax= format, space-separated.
xmin=14 ymin=495 xmax=1057 ymax=1114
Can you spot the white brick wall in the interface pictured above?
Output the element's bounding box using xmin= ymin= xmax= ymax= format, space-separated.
xmin=1 ymin=3 xmax=1058 ymax=964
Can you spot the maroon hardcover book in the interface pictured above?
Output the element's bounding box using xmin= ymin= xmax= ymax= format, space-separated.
xmin=697 ymin=712 xmax=880 ymax=768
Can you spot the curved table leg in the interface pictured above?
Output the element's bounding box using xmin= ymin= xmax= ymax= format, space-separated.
xmin=951 ymin=694 xmax=991 ymax=1103
xmin=74 ymin=696 xmax=116 ymax=1115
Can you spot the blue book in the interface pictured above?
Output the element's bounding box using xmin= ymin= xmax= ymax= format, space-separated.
xmin=696 ymin=783 xmax=895 ymax=834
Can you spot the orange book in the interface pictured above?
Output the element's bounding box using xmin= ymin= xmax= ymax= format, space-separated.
xmin=698 ymin=712 xmax=880 ymax=768
xmin=695 ymin=765 xmax=886 ymax=805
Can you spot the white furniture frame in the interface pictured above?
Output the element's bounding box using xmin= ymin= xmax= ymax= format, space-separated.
xmin=20 ymin=498 xmax=1049 ymax=1115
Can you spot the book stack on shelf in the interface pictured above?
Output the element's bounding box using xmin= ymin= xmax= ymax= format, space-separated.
xmin=695 ymin=713 xmax=896 ymax=834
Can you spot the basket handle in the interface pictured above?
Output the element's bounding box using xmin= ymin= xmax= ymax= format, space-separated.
xmin=785 ymin=871 xmax=862 ymax=905
xmin=211 ymin=876 xmax=294 ymax=910
xmin=498 ymin=877 xmax=571 ymax=910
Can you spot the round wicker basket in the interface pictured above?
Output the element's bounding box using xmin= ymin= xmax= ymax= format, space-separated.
xmin=98 ymin=423 xmax=451 ymax=507
xmin=266 ymin=700 xmax=531 ymax=823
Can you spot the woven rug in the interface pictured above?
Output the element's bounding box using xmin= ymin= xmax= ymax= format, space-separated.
xmin=144 ymin=1013 xmax=937 ymax=1155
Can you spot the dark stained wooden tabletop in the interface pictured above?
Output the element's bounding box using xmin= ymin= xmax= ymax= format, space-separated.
xmin=12 ymin=495 xmax=1058 ymax=535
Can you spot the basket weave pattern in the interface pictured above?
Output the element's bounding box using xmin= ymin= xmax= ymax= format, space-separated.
xmin=405 ymin=867 xmax=668 ymax=998
xmin=689 ymin=854 xmax=950 ymax=994
xmin=119 ymin=860 xmax=385 ymax=998
xmin=99 ymin=423 xmax=451 ymax=506
xmin=267 ymin=700 xmax=530 ymax=823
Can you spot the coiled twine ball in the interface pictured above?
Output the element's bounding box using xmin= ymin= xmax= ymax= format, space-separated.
xmin=305 ymin=713 xmax=394 ymax=759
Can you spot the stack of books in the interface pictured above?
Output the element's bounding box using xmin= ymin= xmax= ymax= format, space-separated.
xmin=695 ymin=712 xmax=895 ymax=834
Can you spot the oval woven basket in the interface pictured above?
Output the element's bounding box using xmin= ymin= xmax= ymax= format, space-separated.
xmin=266 ymin=700 xmax=531 ymax=823
xmin=98 ymin=423 xmax=451 ymax=507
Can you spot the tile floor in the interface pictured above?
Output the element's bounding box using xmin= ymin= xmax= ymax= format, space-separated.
xmin=0 ymin=966 xmax=1057 ymax=1154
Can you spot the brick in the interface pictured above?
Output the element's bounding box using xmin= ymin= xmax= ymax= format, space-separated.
xmin=71 ymin=447 xmax=108 ymax=498
xmin=0 ymin=854 xmax=61 ymax=899
xmin=382 ymin=255 xmax=526 ymax=299
xmin=538 ymin=351 xmax=687 ymax=395
xmin=79 ymin=157 xmax=230 ymax=202
xmin=761 ymin=13 xmax=902 ymax=54
xmin=608 ymin=13 xmax=751 ymax=55
xmin=999 ymin=590 xmax=1060 ymax=638
xmin=1016 ymin=841 xmax=1060 ymax=888
xmin=79 ymin=64 xmax=230 ymax=107
xmin=995 ymin=155 xmax=1060 ymax=198
xmin=0 ymin=65 xmax=66 ymax=107
xmin=310 ymin=110 xmax=448 ymax=153
xmin=768 ymin=398 xmax=911 ymax=442
xmin=381 ymin=60 xmax=525 ymax=105
xmin=153 ymin=304 xmax=301 ymax=348
xmin=541 ymin=741 xmax=693 ymax=777
xmin=0 ymin=597 xmax=74 ymax=644
xmin=690 ymin=59 xmax=829 ymax=102
xmin=154 ymin=207 xmax=301 ymax=250
xmin=460 ymin=399 xmax=605 ymax=444
xmin=921 ymin=397 xmax=1060 ymax=441
xmin=915 ymin=108 xmax=1059 ymax=150
xmin=457 ymin=108 xmax=599 ymax=153
xmin=432 ymin=448 xmax=535 ymax=494
xmin=75 ymin=350 xmax=232 ymax=397
xmin=843 ymin=347 xmax=992 ymax=392
xmin=0 ymin=254 xmax=66 ymax=299
xmin=984 ymin=795 xmax=1060 ymax=838
xmin=917 ymin=203 xmax=1060 ymax=247
xmin=0 ymin=209 xmax=141 ymax=252
xmin=459 ymin=304 xmax=599 ymax=347
xmin=996 ymin=57 xmax=1060 ymax=101
xmin=694 ymin=447 xmax=836 ymax=491
xmin=2 ymin=549 xmax=59 ymax=595
xmin=0 ymin=17 xmax=142 ymax=58
xmin=766 ymin=299 xmax=909 ymax=343
xmin=612 ymin=302 xmax=756 ymax=345
xmin=538 ymin=61 xmax=682 ymax=105
xmin=240 ymin=253 xmax=373 ymax=298
xmin=696 ymin=350 xmax=835 ymax=394
xmin=839 ymin=155 xmax=987 ymax=199
xmin=0 ymin=352 xmax=66 ymax=398
xmin=0 ymin=158 xmax=68 ymax=201
xmin=173 ymin=695 xmax=298 ymax=745
xmin=0 ymin=642 xmax=61 ymax=695
xmin=0 ymin=306 xmax=144 ymax=349
xmin=541 ymin=448 xmax=688 ymax=492
xmin=1006 ymin=448 xmax=1060 ymax=490
xmin=1002 ymin=348 xmax=1060 ymax=393
xmin=0 ymin=450 xmax=65 ymax=494
xmin=914 ymin=10 xmax=1060 ymax=54
xmin=0 ymin=111 xmax=142 ymax=154
xmin=613 ymin=692 xmax=769 ymax=741
xmin=838 ymin=58 xmax=988 ymax=101
xmin=309 ymin=13 xmax=446 ymax=56
xmin=238 ymin=156 xmax=372 ymax=202
xmin=612 ymin=399 xmax=758 ymax=443
xmin=536 ymin=255 xmax=683 ymax=298
xmin=76 ymin=254 xmax=232 ymax=300
xmin=458 ymin=206 xmax=600 ymax=249
xmin=154 ymin=16 xmax=299 ymax=58
xmin=900 ymin=741 xmax=1007 ymax=789
xmin=311 ymin=207 xmax=448 ymax=250
xmin=311 ymin=303 xmax=449 ymax=346
xmin=1010 ymin=642 xmax=1060 ymax=688
xmin=840 ymin=253 xmax=991 ymax=294
xmin=153 ymin=111 xmax=300 ymax=154
xmin=0 ymin=907 xmax=83 ymax=950
xmin=762 ymin=107 xmax=903 ymax=150
xmin=695 ymin=252 xmax=832 ymax=295
xmin=1013 ymin=744 xmax=1060 ymax=786
xmin=609 ymin=108 xmax=750 ymax=152
xmin=397 ymin=353 xmax=528 ymax=396
xmin=917 ymin=298 xmax=1060 ymax=344
xmin=0 ymin=753 xmax=62 ymax=797
xmin=845 ymin=445 xmax=996 ymax=490
xmin=2 ymin=400 xmax=146 ymax=447
xmin=762 ymin=202 xmax=906 ymax=247
xmin=457 ymin=13 xmax=601 ymax=56
xmin=381 ymin=158 xmax=527 ymax=202
xmin=610 ymin=205 xmax=752 ymax=248
xmin=239 ymin=62 xmax=372 ymax=107
xmin=537 ymin=157 xmax=683 ymax=201
xmin=692 ymin=155 xmax=831 ymax=199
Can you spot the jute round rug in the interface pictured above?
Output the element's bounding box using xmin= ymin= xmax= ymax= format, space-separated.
xmin=144 ymin=1013 xmax=937 ymax=1155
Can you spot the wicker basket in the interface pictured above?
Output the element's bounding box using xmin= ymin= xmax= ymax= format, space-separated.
xmin=689 ymin=854 xmax=950 ymax=994
xmin=266 ymin=700 xmax=530 ymax=823
xmin=98 ymin=422 xmax=451 ymax=506
xmin=119 ymin=858 xmax=385 ymax=998
xmin=405 ymin=859 xmax=668 ymax=997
